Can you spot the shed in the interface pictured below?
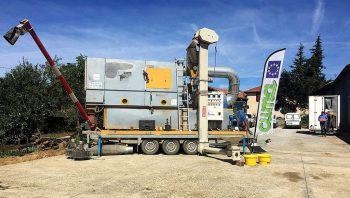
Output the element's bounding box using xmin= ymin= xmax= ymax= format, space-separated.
xmin=316 ymin=64 xmax=350 ymax=133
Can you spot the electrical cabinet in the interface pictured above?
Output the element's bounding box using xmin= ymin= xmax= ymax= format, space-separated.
xmin=208 ymin=92 xmax=224 ymax=121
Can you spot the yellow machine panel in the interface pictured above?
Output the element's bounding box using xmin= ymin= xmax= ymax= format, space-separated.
xmin=146 ymin=67 xmax=171 ymax=89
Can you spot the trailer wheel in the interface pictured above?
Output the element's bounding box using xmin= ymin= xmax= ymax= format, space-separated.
xmin=162 ymin=140 xmax=180 ymax=155
xmin=183 ymin=140 xmax=198 ymax=155
xmin=141 ymin=140 xmax=159 ymax=155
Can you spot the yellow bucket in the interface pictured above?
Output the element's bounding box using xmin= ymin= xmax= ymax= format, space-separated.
xmin=257 ymin=153 xmax=272 ymax=165
xmin=244 ymin=154 xmax=257 ymax=166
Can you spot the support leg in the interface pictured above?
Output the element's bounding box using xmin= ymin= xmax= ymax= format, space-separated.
xmin=98 ymin=135 xmax=102 ymax=157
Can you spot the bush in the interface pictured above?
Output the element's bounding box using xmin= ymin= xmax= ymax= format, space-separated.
xmin=301 ymin=114 xmax=309 ymax=128
xmin=0 ymin=55 xmax=86 ymax=145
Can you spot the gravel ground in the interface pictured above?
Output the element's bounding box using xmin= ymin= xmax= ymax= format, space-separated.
xmin=0 ymin=128 xmax=350 ymax=198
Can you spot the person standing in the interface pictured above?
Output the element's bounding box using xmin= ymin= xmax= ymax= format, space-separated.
xmin=318 ymin=111 xmax=328 ymax=137
xmin=326 ymin=111 xmax=333 ymax=133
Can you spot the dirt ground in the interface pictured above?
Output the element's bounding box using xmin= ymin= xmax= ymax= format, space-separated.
xmin=0 ymin=149 xmax=65 ymax=166
xmin=0 ymin=128 xmax=350 ymax=198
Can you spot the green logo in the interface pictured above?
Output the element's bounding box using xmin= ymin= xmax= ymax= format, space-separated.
xmin=258 ymin=80 xmax=277 ymax=133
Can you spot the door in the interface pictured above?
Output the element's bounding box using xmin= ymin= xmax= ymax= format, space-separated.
xmin=309 ymin=96 xmax=323 ymax=131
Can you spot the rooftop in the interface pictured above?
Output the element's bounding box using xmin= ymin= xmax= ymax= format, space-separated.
xmin=244 ymin=86 xmax=261 ymax=93
xmin=208 ymin=86 xmax=247 ymax=100
xmin=316 ymin=64 xmax=350 ymax=94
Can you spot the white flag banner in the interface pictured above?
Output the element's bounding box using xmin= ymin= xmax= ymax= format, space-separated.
xmin=255 ymin=48 xmax=286 ymax=136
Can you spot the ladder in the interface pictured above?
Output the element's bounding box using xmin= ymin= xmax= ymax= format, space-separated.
xmin=176 ymin=59 xmax=191 ymax=131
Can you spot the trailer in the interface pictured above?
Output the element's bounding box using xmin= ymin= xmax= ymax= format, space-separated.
xmin=309 ymin=95 xmax=340 ymax=133
xmin=84 ymin=130 xmax=245 ymax=160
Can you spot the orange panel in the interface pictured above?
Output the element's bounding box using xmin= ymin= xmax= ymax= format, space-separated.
xmin=146 ymin=67 xmax=171 ymax=89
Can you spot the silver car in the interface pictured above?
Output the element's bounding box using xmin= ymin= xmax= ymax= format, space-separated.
xmin=284 ymin=113 xmax=301 ymax=129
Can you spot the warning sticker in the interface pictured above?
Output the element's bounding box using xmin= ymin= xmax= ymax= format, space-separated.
xmin=89 ymin=81 xmax=103 ymax=89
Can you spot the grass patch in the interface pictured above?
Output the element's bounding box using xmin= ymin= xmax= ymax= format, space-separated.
xmin=0 ymin=146 xmax=38 ymax=158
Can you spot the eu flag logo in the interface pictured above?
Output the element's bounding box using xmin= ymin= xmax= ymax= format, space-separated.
xmin=266 ymin=61 xmax=281 ymax=78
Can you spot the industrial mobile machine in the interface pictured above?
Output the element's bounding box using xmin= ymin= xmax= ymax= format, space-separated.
xmin=284 ymin=113 xmax=301 ymax=129
xmin=83 ymin=31 xmax=243 ymax=158
xmin=309 ymin=95 xmax=340 ymax=133
xmin=4 ymin=19 xmax=248 ymax=161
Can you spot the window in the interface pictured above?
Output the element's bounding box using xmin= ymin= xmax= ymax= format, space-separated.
xmin=293 ymin=114 xmax=300 ymax=119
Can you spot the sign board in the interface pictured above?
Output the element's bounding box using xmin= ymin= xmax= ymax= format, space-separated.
xmin=255 ymin=49 xmax=286 ymax=136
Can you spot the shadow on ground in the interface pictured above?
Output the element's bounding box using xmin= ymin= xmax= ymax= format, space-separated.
xmin=250 ymin=146 xmax=267 ymax=153
xmin=336 ymin=133 xmax=350 ymax=145
xmin=205 ymin=155 xmax=237 ymax=165
xmin=296 ymin=130 xmax=336 ymax=136
xmin=0 ymin=182 xmax=10 ymax=191
xmin=296 ymin=130 xmax=350 ymax=145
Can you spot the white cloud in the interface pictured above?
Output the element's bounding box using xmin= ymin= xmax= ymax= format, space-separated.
xmin=190 ymin=23 xmax=198 ymax=32
xmin=252 ymin=23 xmax=263 ymax=46
xmin=311 ymin=0 xmax=325 ymax=34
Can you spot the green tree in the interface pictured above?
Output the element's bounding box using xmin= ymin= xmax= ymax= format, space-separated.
xmin=0 ymin=55 xmax=87 ymax=144
xmin=290 ymin=43 xmax=307 ymax=79
xmin=47 ymin=55 xmax=86 ymax=129
xmin=305 ymin=35 xmax=327 ymax=96
xmin=290 ymin=43 xmax=308 ymax=109
xmin=0 ymin=60 xmax=51 ymax=144
xmin=276 ymin=36 xmax=327 ymax=112
xmin=276 ymin=70 xmax=297 ymax=114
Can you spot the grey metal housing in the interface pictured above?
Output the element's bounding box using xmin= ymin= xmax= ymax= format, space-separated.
xmin=85 ymin=57 xmax=239 ymax=130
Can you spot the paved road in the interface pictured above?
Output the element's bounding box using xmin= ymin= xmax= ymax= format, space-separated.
xmin=0 ymin=128 xmax=349 ymax=198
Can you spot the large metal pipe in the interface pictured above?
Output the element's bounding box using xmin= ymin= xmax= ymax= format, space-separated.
xmin=208 ymin=67 xmax=239 ymax=106
xmin=203 ymin=147 xmax=228 ymax=155
xmin=89 ymin=144 xmax=133 ymax=155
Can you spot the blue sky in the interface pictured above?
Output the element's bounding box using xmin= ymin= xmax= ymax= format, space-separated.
xmin=0 ymin=0 xmax=349 ymax=90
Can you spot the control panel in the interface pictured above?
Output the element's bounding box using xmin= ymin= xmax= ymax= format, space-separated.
xmin=208 ymin=92 xmax=224 ymax=120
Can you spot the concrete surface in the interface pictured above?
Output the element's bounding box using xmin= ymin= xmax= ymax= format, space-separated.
xmin=0 ymin=128 xmax=350 ymax=198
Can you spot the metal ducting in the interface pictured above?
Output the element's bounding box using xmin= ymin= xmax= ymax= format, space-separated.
xmin=208 ymin=66 xmax=240 ymax=106
xmin=89 ymin=144 xmax=133 ymax=155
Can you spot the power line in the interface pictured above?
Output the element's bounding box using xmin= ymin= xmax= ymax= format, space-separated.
xmin=214 ymin=42 xmax=217 ymax=75
xmin=0 ymin=66 xmax=11 ymax=69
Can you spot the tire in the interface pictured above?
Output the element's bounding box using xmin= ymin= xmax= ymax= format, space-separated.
xmin=141 ymin=140 xmax=159 ymax=155
xmin=183 ymin=140 xmax=198 ymax=155
xmin=162 ymin=140 xmax=180 ymax=155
